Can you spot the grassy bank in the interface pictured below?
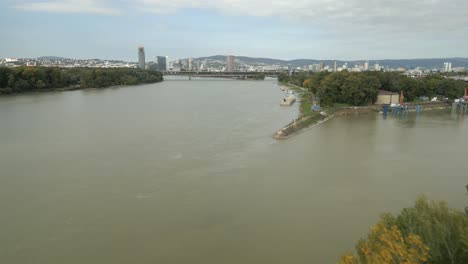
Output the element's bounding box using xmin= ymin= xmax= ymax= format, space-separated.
xmin=274 ymin=82 xmax=379 ymax=139
xmin=274 ymin=82 xmax=330 ymax=139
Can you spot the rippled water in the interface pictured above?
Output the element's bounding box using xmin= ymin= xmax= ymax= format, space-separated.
xmin=0 ymin=78 xmax=466 ymax=264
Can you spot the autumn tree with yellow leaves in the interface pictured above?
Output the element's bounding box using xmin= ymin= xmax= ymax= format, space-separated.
xmin=338 ymin=222 xmax=429 ymax=264
xmin=338 ymin=195 xmax=468 ymax=264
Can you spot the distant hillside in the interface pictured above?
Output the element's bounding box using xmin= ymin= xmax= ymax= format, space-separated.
xmin=37 ymin=56 xmax=69 ymax=60
xmin=194 ymin=55 xmax=468 ymax=69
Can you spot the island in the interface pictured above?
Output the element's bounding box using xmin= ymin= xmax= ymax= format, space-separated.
xmin=0 ymin=66 xmax=164 ymax=95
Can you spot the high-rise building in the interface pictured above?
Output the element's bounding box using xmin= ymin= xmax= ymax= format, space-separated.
xmin=138 ymin=46 xmax=145 ymax=69
xmin=319 ymin=62 xmax=324 ymax=71
xmin=188 ymin=58 xmax=193 ymax=71
xmin=157 ymin=56 xmax=167 ymax=71
xmin=226 ymin=55 xmax=235 ymax=72
xmin=364 ymin=61 xmax=369 ymax=71
xmin=444 ymin=62 xmax=452 ymax=72
xmin=333 ymin=60 xmax=337 ymax=72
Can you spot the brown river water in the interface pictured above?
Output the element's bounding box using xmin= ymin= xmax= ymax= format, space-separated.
xmin=0 ymin=78 xmax=467 ymax=263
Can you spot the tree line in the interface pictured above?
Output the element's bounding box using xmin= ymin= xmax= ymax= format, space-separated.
xmin=279 ymin=71 xmax=467 ymax=106
xmin=0 ymin=66 xmax=163 ymax=95
xmin=338 ymin=193 xmax=468 ymax=264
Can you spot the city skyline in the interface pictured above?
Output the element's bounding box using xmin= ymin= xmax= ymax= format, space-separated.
xmin=1 ymin=1 xmax=468 ymax=61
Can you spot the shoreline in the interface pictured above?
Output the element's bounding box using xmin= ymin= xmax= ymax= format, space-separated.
xmin=274 ymin=82 xmax=342 ymax=139
xmin=273 ymin=82 xmax=453 ymax=139
xmin=0 ymin=81 xmax=162 ymax=97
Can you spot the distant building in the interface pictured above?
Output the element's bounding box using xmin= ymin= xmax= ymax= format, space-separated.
xmin=138 ymin=46 xmax=145 ymax=69
xmin=157 ymin=56 xmax=167 ymax=71
xmin=226 ymin=55 xmax=236 ymax=72
xmin=364 ymin=61 xmax=369 ymax=71
xmin=5 ymin=58 xmax=19 ymax=63
xmin=188 ymin=58 xmax=193 ymax=71
xmin=444 ymin=62 xmax=452 ymax=72
xmin=333 ymin=60 xmax=337 ymax=72
xmin=319 ymin=62 xmax=324 ymax=71
xmin=172 ymin=59 xmax=182 ymax=71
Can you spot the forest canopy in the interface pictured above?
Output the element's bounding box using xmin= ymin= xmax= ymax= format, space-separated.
xmin=0 ymin=67 xmax=163 ymax=94
xmin=279 ymin=71 xmax=466 ymax=106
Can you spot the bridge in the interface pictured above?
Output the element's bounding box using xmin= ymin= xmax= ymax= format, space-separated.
xmin=163 ymin=70 xmax=286 ymax=79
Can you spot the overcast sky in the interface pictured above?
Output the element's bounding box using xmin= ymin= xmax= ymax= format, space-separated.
xmin=1 ymin=0 xmax=467 ymax=61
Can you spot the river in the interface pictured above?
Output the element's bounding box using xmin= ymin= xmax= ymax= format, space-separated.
xmin=0 ymin=78 xmax=466 ymax=264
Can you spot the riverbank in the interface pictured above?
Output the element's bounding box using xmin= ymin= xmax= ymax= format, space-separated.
xmin=0 ymin=67 xmax=163 ymax=96
xmin=273 ymin=105 xmax=378 ymax=139
xmin=274 ymin=82 xmax=356 ymax=139
xmin=273 ymin=82 xmax=454 ymax=139
xmin=0 ymin=81 xmax=162 ymax=97
xmin=379 ymin=101 xmax=452 ymax=113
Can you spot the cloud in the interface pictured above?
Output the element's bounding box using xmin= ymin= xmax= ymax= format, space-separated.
xmin=135 ymin=0 xmax=468 ymax=34
xmin=14 ymin=0 xmax=120 ymax=15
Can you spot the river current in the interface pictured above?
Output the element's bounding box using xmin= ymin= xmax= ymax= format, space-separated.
xmin=0 ymin=78 xmax=466 ymax=263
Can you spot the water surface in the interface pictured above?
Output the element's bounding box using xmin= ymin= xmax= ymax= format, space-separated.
xmin=0 ymin=79 xmax=466 ymax=263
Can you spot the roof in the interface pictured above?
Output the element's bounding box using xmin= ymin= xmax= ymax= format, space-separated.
xmin=378 ymin=90 xmax=399 ymax=96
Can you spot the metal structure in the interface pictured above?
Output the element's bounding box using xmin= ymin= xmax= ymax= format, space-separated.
xmin=163 ymin=70 xmax=285 ymax=79
xmin=453 ymin=87 xmax=468 ymax=113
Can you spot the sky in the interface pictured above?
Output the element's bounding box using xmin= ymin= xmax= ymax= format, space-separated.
xmin=1 ymin=0 xmax=468 ymax=61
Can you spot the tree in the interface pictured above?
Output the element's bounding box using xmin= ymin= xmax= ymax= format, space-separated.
xmin=36 ymin=80 xmax=46 ymax=89
xmin=465 ymin=184 xmax=468 ymax=216
xmin=340 ymin=197 xmax=468 ymax=264
xmin=338 ymin=221 xmax=429 ymax=264
xmin=357 ymin=222 xmax=429 ymax=264
xmin=338 ymin=253 xmax=358 ymax=264
xmin=13 ymin=79 xmax=29 ymax=92
xmin=0 ymin=67 xmax=163 ymax=95
xmin=0 ymin=67 xmax=12 ymax=88
xmin=384 ymin=197 xmax=468 ymax=264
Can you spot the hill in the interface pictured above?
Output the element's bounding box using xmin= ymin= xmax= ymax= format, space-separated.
xmin=193 ymin=55 xmax=468 ymax=69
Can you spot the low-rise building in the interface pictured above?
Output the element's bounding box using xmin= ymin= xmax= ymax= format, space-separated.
xmin=376 ymin=90 xmax=400 ymax=105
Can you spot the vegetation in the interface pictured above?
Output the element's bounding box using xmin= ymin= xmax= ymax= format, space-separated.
xmin=338 ymin=195 xmax=468 ymax=264
xmin=0 ymin=66 xmax=163 ymax=95
xmin=279 ymin=71 xmax=466 ymax=106
xmin=252 ymin=73 xmax=266 ymax=80
xmin=466 ymin=184 xmax=468 ymax=216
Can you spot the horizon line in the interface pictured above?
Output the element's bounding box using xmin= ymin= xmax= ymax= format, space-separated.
xmin=5 ymin=55 xmax=468 ymax=63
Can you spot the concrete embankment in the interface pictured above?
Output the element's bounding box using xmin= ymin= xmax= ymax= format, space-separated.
xmin=273 ymin=106 xmax=379 ymax=139
xmin=273 ymin=114 xmax=333 ymax=139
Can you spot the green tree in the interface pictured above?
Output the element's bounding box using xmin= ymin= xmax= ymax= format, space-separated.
xmin=36 ymin=80 xmax=46 ymax=89
xmin=339 ymin=196 xmax=468 ymax=264
xmin=0 ymin=67 xmax=163 ymax=95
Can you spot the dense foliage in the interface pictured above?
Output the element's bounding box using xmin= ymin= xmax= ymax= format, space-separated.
xmin=279 ymin=71 xmax=466 ymax=106
xmin=252 ymin=73 xmax=266 ymax=80
xmin=0 ymin=67 xmax=163 ymax=94
xmin=339 ymin=196 xmax=468 ymax=264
